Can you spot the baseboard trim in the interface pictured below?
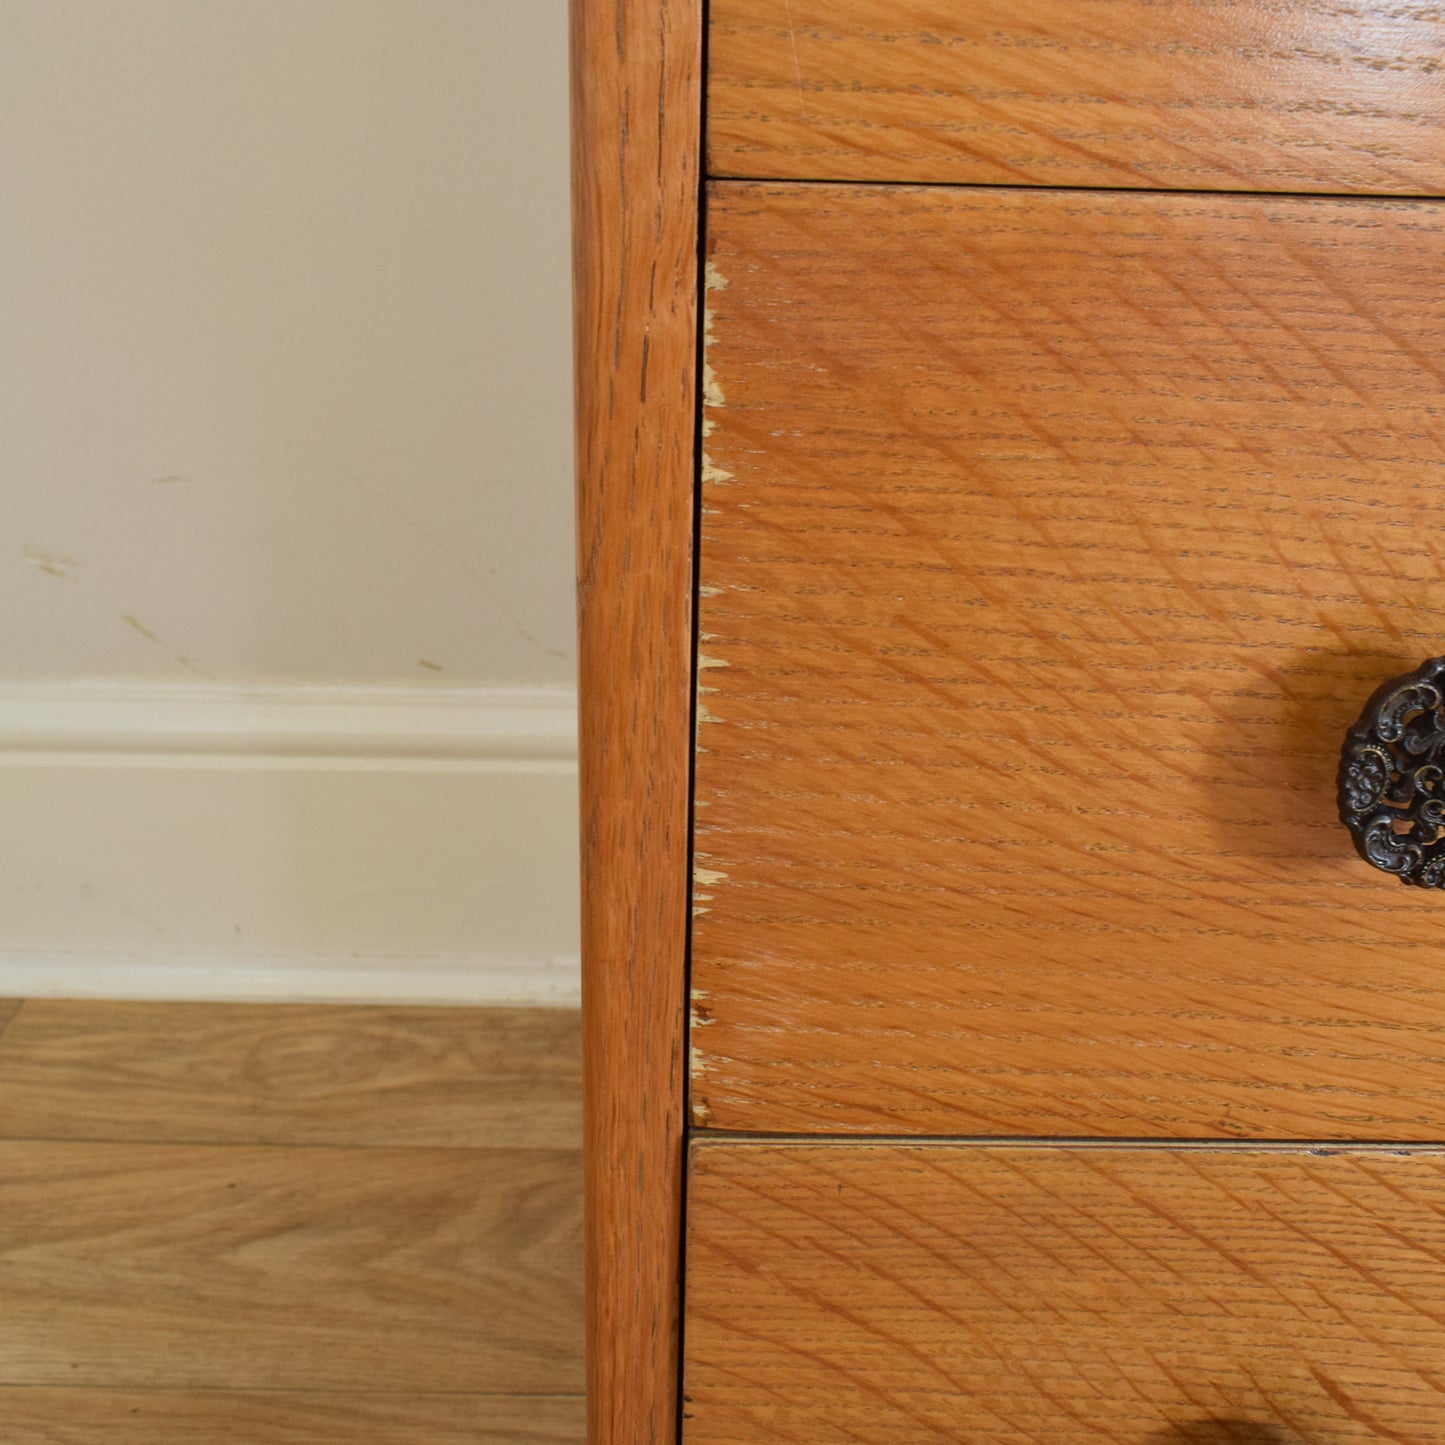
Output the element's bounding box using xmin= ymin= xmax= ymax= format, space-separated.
xmin=0 ymin=682 xmax=577 ymax=760
xmin=0 ymin=683 xmax=581 ymax=1004
xmin=0 ymin=951 xmax=582 ymax=1007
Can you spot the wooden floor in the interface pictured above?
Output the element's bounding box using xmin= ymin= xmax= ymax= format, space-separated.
xmin=0 ymin=999 xmax=584 ymax=1443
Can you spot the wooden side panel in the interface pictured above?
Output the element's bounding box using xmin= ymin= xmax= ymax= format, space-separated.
xmin=685 ymin=1142 xmax=1445 ymax=1443
xmin=693 ymin=183 xmax=1445 ymax=1138
xmin=708 ymin=0 xmax=1445 ymax=193
xmin=571 ymin=0 xmax=701 ymax=1441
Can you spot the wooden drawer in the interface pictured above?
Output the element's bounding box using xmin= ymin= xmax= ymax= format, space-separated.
xmin=709 ymin=0 xmax=1445 ymax=193
xmin=684 ymin=1141 xmax=1445 ymax=1441
xmin=574 ymin=5 xmax=1445 ymax=1439
xmin=693 ymin=182 xmax=1445 ymax=1139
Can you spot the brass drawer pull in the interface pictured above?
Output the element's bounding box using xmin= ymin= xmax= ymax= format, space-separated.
xmin=1340 ymin=658 xmax=1445 ymax=886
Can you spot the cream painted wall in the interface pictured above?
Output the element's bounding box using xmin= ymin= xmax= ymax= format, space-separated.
xmin=1 ymin=0 xmax=574 ymax=685
xmin=0 ymin=2 xmax=580 ymax=1002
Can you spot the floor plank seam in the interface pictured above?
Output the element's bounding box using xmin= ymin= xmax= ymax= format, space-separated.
xmin=0 ymin=1132 xmax=581 ymax=1151
xmin=0 ymin=999 xmax=24 ymax=1050
xmin=0 ymin=1000 xmax=585 ymax=1432
xmin=0 ymin=1381 xmax=592 ymax=1392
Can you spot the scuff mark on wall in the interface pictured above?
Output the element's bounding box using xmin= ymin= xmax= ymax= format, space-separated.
xmin=122 ymin=614 xmax=163 ymax=645
xmin=287 ymin=441 xmax=570 ymax=663
xmin=120 ymin=614 xmax=216 ymax=680
xmin=23 ymin=545 xmax=80 ymax=579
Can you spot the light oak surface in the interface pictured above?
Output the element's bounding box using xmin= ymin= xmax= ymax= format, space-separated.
xmin=572 ymin=0 xmax=702 ymax=1439
xmin=0 ymin=1001 xmax=582 ymax=1442
xmin=708 ymin=0 xmax=1445 ymax=193
xmin=684 ymin=1141 xmax=1445 ymax=1443
xmin=0 ymin=1141 xmax=579 ymax=1391
xmin=0 ymin=1001 xmax=580 ymax=1148
xmin=0 ymin=1390 xmax=585 ymax=1445
xmin=694 ymin=182 xmax=1445 ymax=1138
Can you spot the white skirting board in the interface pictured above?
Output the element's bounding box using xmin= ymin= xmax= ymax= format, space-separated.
xmin=0 ymin=683 xmax=581 ymax=1005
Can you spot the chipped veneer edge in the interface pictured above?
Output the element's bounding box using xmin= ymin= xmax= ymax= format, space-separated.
xmin=699 ymin=261 xmax=732 ymax=485
xmin=693 ymin=865 xmax=727 ymax=907
xmin=692 ymin=864 xmax=726 ymax=918
xmin=693 ymin=265 xmax=727 ymax=1106
xmin=700 ymin=261 xmax=730 ymax=416
xmin=696 ymin=264 xmax=730 ymax=739
xmin=693 ymin=254 xmax=727 ymax=1121
xmin=696 ymin=652 xmax=728 ymax=700
xmin=689 ymin=984 xmax=716 ymax=1125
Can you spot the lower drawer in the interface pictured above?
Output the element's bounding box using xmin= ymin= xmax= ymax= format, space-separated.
xmin=684 ymin=1141 xmax=1445 ymax=1442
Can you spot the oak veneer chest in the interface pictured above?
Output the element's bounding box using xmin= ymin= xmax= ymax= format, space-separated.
xmin=573 ymin=4 xmax=1445 ymax=1440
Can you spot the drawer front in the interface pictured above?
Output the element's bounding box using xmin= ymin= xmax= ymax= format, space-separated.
xmin=709 ymin=0 xmax=1445 ymax=193
xmin=684 ymin=1141 xmax=1445 ymax=1442
xmin=693 ymin=183 xmax=1445 ymax=1137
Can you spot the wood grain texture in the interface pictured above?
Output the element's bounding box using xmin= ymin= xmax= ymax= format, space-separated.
xmin=0 ymin=1141 xmax=581 ymax=1392
xmin=571 ymin=0 xmax=701 ymax=1440
xmin=0 ymin=1390 xmax=584 ymax=1445
xmin=0 ymin=1002 xmax=580 ymax=1149
xmin=0 ymin=998 xmax=20 ymax=1036
xmin=694 ymin=183 xmax=1445 ymax=1138
xmin=708 ymin=0 xmax=1445 ymax=193
xmin=685 ymin=1141 xmax=1445 ymax=1443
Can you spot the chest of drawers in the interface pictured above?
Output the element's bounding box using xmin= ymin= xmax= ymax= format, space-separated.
xmin=574 ymin=4 xmax=1445 ymax=1440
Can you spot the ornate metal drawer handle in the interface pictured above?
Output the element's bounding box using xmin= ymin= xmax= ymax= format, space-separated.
xmin=1339 ymin=657 xmax=1445 ymax=886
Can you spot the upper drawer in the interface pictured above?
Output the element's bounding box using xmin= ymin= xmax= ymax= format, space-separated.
xmin=709 ymin=0 xmax=1445 ymax=193
xmin=693 ymin=182 xmax=1445 ymax=1139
